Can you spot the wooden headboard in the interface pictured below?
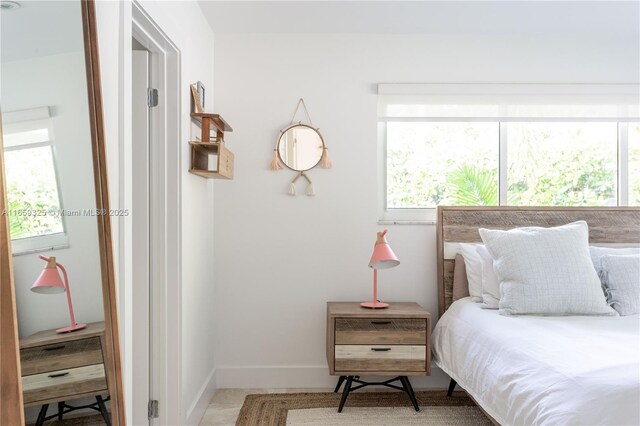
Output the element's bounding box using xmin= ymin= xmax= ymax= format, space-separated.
xmin=436 ymin=206 xmax=640 ymax=317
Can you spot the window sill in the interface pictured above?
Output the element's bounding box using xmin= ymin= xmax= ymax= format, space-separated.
xmin=11 ymin=233 xmax=70 ymax=256
xmin=378 ymin=220 xmax=436 ymax=225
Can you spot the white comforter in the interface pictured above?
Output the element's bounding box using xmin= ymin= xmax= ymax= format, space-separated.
xmin=432 ymin=298 xmax=640 ymax=426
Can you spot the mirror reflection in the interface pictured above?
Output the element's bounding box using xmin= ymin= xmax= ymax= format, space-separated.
xmin=277 ymin=124 xmax=325 ymax=171
xmin=1 ymin=0 xmax=109 ymax=423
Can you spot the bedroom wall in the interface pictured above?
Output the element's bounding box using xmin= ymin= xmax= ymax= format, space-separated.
xmin=212 ymin=32 xmax=639 ymax=388
xmin=96 ymin=1 xmax=216 ymax=423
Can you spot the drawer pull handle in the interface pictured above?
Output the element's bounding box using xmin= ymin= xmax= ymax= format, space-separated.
xmin=371 ymin=347 xmax=391 ymax=352
xmin=48 ymin=372 xmax=69 ymax=378
xmin=371 ymin=321 xmax=391 ymax=325
xmin=43 ymin=345 xmax=66 ymax=351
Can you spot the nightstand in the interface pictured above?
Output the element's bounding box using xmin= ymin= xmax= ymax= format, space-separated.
xmin=326 ymin=302 xmax=431 ymax=412
xmin=20 ymin=322 xmax=111 ymax=426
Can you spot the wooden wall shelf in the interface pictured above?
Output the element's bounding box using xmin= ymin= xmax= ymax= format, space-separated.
xmin=190 ymin=113 xmax=233 ymax=133
xmin=189 ymin=113 xmax=234 ymax=179
xmin=189 ymin=141 xmax=234 ymax=179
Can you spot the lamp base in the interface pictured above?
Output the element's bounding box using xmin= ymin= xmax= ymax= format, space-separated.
xmin=56 ymin=323 xmax=87 ymax=334
xmin=360 ymin=301 xmax=389 ymax=309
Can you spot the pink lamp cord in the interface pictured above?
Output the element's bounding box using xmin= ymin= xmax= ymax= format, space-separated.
xmin=38 ymin=255 xmax=78 ymax=328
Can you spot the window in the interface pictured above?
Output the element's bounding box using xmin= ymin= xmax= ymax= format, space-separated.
xmin=387 ymin=122 xmax=498 ymax=208
xmin=379 ymin=84 xmax=640 ymax=221
xmin=2 ymin=107 xmax=68 ymax=253
xmin=506 ymin=122 xmax=618 ymax=206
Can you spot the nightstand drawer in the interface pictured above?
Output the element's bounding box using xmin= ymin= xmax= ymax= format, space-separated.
xmin=22 ymin=364 xmax=108 ymax=405
xmin=20 ymin=337 xmax=103 ymax=376
xmin=335 ymin=345 xmax=426 ymax=372
xmin=335 ymin=318 xmax=427 ymax=345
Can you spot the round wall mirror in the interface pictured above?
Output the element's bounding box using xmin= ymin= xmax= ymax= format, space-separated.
xmin=277 ymin=124 xmax=325 ymax=171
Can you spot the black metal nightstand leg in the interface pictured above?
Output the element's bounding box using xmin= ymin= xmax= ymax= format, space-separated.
xmin=35 ymin=404 xmax=49 ymax=426
xmin=96 ymin=395 xmax=112 ymax=426
xmin=334 ymin=375 xmax=346 ymax=393
xmin=400 ymin=376 xmax=420 ymax=411
xmin=447 ymin=378 xmax=457 ymax=397
xmin=58 ymin=401 xmax=65 ymax=420
xmin=337 ymin=376 xmax=353 ymax=412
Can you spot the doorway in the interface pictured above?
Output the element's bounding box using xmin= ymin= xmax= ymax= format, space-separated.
xmin=128 ymin=3 xmax=181 ymax=424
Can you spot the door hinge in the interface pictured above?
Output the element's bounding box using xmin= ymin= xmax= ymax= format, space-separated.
xmin=148 ymin=399 xmax=159 ymax=419
xmin=147 ymin=88 xmax=159 ymax=108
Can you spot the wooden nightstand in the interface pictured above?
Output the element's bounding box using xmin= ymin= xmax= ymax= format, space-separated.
xmin=20 ymin=322 xmax=111 ymax=426
xmin=326 ymin=302 xmax=431 ymax=412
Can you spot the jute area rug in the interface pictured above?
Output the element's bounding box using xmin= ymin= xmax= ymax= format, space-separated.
xmin=27 ymin=415 xmax=105 ymax=425
xmin=236 ymin=391 xmax=491 ymax=426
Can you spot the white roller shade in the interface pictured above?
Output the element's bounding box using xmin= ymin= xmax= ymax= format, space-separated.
xmin=2 ymin=107 xmax=54 ymax=147
xmin=378 ymin=84 xmax=640 ymax=120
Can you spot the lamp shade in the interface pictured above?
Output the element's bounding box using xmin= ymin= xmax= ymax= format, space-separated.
xmin=368 ymin=230 xmax=400 ymax=269
xmin=31 ymin=257 xmax=65 ymax=294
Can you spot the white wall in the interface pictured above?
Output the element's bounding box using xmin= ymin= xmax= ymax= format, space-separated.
xmin=2 ymin=52 xmax=103 ymax=339
xmin=96 ymin=1 xmax=216 ymax=424
xmin=212 ymin=33 xmax=640 ymax=388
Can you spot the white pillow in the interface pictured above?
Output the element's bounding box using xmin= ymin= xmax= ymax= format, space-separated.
xmin=600 ymin=254 xmax=640 ymax=316
xmin=458 ymin=243 xmax=483 ymax=302
xmin=590 ymin=246 xmax=640 ymax=272
xmin=476 ymin=245 xmax=500 ymax=309
xmin=479 ymin=221 xmax=617 ymax=316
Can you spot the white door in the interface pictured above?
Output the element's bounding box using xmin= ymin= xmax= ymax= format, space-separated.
xmin=132 ymin=49 xmax=151 ymax=426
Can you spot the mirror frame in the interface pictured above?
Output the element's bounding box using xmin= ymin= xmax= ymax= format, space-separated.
xmin=0 ymin=1 xmax=126 ymax=424
xmin=0 ymin=117 xmax=24 ymax=424
xmin=277 ymin=123 xmax=326 ymax=171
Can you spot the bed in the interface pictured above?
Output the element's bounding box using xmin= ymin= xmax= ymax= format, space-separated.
xmin=432 ymin=206 xmax=640 ymax=425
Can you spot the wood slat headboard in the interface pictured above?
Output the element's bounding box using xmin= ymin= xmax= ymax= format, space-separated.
xmin=436 ymin=206 xmax=640 ymax=318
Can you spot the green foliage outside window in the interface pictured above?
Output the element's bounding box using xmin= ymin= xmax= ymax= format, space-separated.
xmin=387 ymin=121 xmax=625 ymax=209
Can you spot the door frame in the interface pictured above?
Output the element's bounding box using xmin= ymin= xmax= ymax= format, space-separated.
xmin=126 ymin=2 xmax=182 ymax=424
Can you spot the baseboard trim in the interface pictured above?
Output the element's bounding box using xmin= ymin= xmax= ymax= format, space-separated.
xmin=215 ymin=365 xmax=450 ymax=389
xmin=186 ymin=367 xmax=217 ymax=425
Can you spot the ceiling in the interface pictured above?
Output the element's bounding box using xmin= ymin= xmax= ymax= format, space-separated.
xmin=198 ymin=1 xmax=639 ymax=38
xmin=1 ymin=1 xmax=84 ymax=62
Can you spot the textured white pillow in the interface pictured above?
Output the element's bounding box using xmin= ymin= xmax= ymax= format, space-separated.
xmin=600 ymin=254 xmax=640 ymax=316
xmin=590 ymin=246 xmax=640 ymax=272
xmin=459 ymin=243 xmax=483 ymax=302
xmin=476 ymin=245 xmax=500 ymax=309
xmin=479 ymin=221 xmax=617 ymax=316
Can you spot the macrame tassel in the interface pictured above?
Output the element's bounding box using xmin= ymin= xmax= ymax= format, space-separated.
xmin=306 ymin=182 xmax=315 ymax=196
xmin=270 ymin=149 xmax=283 ymax=170
xmin=321 ymin=148 xmax=332 ymax=169
xmin=288 ymin=182 xmax=296 ymax=196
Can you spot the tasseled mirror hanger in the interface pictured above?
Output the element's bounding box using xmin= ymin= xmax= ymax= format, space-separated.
xmin=270 ymin=98 xmax=331 ymax=196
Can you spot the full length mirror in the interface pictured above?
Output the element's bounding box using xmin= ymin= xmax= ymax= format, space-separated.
xmin=0 ymin=1 xmax=124 ymax=424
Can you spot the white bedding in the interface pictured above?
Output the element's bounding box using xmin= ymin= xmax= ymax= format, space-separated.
xmin=433 ymin=298 xmax=640 ymax=425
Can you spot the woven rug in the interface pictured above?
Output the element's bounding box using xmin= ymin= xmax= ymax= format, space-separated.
xmin=236 ymin=391 xmax=491 ymax=426
xmin=28 ymin=414 xmax=106 ymax=425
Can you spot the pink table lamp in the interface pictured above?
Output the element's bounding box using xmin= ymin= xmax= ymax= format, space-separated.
xmin=361 ymin=229 xmax=400 ymax=309
xmin=31 ymin=255 xmax=87 ymax=333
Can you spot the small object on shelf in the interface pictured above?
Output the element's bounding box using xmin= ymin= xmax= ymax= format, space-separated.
xmin=190 ymin=84 xmax=203 ymax=113
xmin=189 ymin=112 xmax=234 ymax=179
xmin=197 ymin=81 xmax=206 ymax=109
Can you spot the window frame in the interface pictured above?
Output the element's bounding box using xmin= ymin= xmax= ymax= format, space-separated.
xmin=3 ymin=135 xmax=69 ymax=255
xmin=379 ymin=118 xmax=636 ymax=223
